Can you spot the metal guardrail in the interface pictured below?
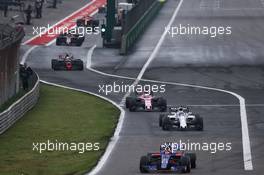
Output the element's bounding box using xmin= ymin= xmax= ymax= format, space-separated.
xmin=120 ymin=0 xmax=165 ymax=54
xmin=122 ymin=0 xmax=156 ymax=34
xmin=0 ymin=72 xmax=39 ymax=134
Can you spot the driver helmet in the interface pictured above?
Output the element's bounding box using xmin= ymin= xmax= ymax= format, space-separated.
xmin=160 ymin=143 xmax=172 ymax=154
xmin=178 ymin=106 xmax=189 ymax=113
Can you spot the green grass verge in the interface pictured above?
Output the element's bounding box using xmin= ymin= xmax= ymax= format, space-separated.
xmin=0 ymin=84 xmax=120 ymax=175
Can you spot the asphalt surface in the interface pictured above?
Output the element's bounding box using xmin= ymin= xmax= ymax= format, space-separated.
xmin=21 ymin=0 xmax=264 ymax=174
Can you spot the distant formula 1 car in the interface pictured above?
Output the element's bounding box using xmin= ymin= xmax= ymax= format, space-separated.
xmin=140 ymin=143 xmax=196 ymax=173
xmin=159 ymin=106 xmax=203 ymax=131
xmin=76 ymin=15 xmax=99 ymax=28
xmin=56 ymin=32 xmax=85 ymax=46
xmin=125 ymin=91 xmax=167 ymax=112
xmin=51 ymin=54 xmax=84 ymax=71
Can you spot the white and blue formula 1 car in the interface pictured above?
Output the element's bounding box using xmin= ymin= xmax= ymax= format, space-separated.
xmin=159 ymin=106 xmax=203 ymax=131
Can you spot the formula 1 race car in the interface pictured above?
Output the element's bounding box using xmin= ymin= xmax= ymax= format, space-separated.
xmin=140 ymin=143 xmax=196 ymax=173
xmin=56 ymin=32 xmax=85 ymax=46
xmin=159 ymin=106 xmax=203 ymax=131
xmin=125 ymin=91 xmax=167 ymax=112
xmin=51 ymin=54 xmax=84 ymax=71
xmin=76 ymin=15 xmax=100 ymax=28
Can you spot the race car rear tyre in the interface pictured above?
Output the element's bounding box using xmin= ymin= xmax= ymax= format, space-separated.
xmin=180 ymin=156 xmax=191 ymax=173
xmin=129 ymin=98 xmax=137 ymax=112
xmin=79 ymin=64 xmax=84 ymax=70
xmin=92 ymin=20 xmax=100 ymax=27
xmin=75 ymin=38 xmax=84 ymax=46
xmin=162 ymin=117 xmax=171 ymax=131
xmin=129 ymin=105 xmax=136 ymax=112
xmin=51 ymin=60 xmax=59 ymax=70
xmin=72 ymin=60 xmax=84 ymax=70
xmin=195 ymin=115 xmax=203 ymax=131
xmin=76 ymin=20 xmax=84 ymax=27
xmin=159 ymin=114 xmax=165 ymax=127
xmin=126 ymin=97 xmax=133 ymax=108
xmin=186 ymin=153 xmax=196 ymax=168
xmin=139 ymin=156 xmax=149 ymax=173
xmin=56 ymin=39 xmax=62 ymax=46
xmin=158 ymin=98 xmax=167 ymax=112
xmin=76 ymin=42 xmax=82 ymax=46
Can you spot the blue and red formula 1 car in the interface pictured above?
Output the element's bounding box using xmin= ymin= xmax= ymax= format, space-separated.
xmin=139 ymin=143 xmax=196 ymax=173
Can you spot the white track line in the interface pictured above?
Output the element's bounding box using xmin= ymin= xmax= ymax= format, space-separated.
xmin=39 ymin=80 xmax=125 ymax=175
xmin=86 ymin=45 xmax=97 ymax=68
xmin=20 ymin=45 xmax=38 ymax=64
xmin=120 ymin=0 xmax=184 ymax=106
xmin=136 ymin=0 xmax=183 ymax=82
xmin=86 ymin=45 xmax=135 ymax=80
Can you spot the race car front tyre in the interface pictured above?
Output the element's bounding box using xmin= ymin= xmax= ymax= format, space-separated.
xmin=74 ymin=38 xmax=84 ymax=46
xmin=125 ymin=97 xmax=133 ymax=108
xmin=158 ymin=98 xmax=167 ymax=112
xmin=129 ymin=105 xmax=136 ymax=112
xmin=129 ymin=98 xmax=138 ymax=112
xmin=51 ymin=60 xmax=60 ymax=70
xmin=72 ymin=60 xmax=84 ymax=70
xmin=76 ymin=19 xmax=84 ymax=27
xmin=152 ymin=98 xmax=167 ymax=112
xmin=92 ymin=20 xmax=100 ymax=28
xmin=180 ymin=156 xmax=191 ymax=173
xmin=195 ymin=115 xmax=203 ymax=131
xmin=185 ymin=153 xmax=196 ymax=168
xmin=75 ymin=41 xmax=82 ymax=46
xmin=56 ymin=39 xmax=63 ymax=46
xmin=159 ymin=114 xmax=165 ymax=127
xmin=139 ymin=156 xmax=149 ymax=173
xmin=162 ymin=117 xmax=171 ymax=131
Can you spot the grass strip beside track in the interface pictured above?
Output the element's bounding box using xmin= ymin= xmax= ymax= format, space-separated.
xmin=0 ymin=84 xmax=119 ymax=175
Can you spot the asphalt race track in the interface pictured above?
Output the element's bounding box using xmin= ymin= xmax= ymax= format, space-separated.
xmin=21 ymin=0 xmax=264 ymax=174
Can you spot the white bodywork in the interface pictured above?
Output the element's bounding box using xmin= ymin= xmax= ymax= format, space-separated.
xmin=168 ymin=111 xmax=195 ymax=128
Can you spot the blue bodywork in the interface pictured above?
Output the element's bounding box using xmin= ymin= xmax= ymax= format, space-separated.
xmin=142 ymin=152 xmax=186 ymax=172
